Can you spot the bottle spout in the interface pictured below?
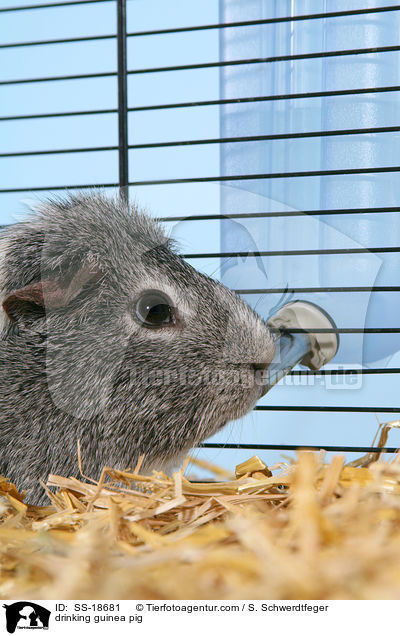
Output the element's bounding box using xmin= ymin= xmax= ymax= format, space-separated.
xmin=262 ymin=301 xmax=339 ymax=396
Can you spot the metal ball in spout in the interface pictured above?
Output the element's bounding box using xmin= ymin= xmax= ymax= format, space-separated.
xmin=261 ymin=301 xmax=340 ymax=396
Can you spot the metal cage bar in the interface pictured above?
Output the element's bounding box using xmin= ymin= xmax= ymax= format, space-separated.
xmin=117 ymin=0 xmax=129 ymax=201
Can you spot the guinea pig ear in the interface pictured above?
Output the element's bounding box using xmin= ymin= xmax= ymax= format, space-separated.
xmin=2 ymin=281 xmax=49 ymax=323
xmin=2 ymin=262 xmax=103 ymax=323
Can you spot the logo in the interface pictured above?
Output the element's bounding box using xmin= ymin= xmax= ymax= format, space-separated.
xmin=3 ymin=603 xmax=50 ymax=633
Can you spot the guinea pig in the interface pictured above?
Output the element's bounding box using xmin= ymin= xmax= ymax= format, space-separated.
xmin=0 ymin=192 xmax=275 ymax=503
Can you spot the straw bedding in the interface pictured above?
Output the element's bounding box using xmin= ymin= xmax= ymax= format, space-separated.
xmin=1 ymin=423 xmax=400 ymax=600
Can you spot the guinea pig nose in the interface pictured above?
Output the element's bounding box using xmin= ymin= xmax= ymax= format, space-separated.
xmin=252 ymin=361 xmax=270 ymax=373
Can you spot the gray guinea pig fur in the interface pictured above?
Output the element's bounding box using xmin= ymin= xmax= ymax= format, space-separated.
xmin=0 ymin=192 xmax=275 ymax=504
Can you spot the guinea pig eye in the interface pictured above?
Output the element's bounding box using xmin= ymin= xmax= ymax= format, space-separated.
xmin=135 ymin=291 xmax=175 ymax=328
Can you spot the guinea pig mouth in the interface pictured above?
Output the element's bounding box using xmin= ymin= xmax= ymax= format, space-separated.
xmin=226 ymin=384 xmax=266 ymax=420
xmin=259 ymin=383 xmax=270 ymax=398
